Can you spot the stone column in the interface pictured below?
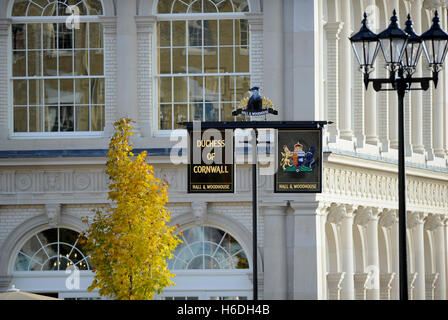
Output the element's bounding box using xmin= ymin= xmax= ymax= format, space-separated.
xmin=408 ymin=212 xmax=426 ymax=300
xmin=380 ymin=273 xmax=396 ymax=300
xmin=426 ymin=273 xmax=439 ymax=300
xmin=327 ymin=273 xmax=345 ymax=300
xmin=287 ymin=198 xmax=326 ymax=299
xmin=327 ymin=204 xmax=355 ymax=300
xmin=262 ymin=203 xmax=287 ymax=300
xmin=338 ymin=0 xmax=353 ymax=140
xmin=388 ymin=0 xmax=400 ymax=150
xmin=323 ymin=22 xmax=343 ymax=141
xmin=354 ymin=273 xmax=371 ymax=300
xmin=425 ymin=214 xmax=446 ymax=299
xmin=408 ymin=272 xmax=418 ymax=300
xmin=379 ymin=210 xmax=399 ymax=300
xmin=410 ymin=0 xmax=425 ymax=154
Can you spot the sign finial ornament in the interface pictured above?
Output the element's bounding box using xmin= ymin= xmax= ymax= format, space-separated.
xmin=232 ymin=87 xmax=278 ymax=117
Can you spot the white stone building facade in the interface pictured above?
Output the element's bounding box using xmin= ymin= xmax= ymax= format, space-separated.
xmin=0 ymin=0 xmax=447 ymax=300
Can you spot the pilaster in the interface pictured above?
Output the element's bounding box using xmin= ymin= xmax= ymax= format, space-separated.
xmin=135 ymin=16 xmax=156 ymax=137
xmin=408 ymin=211 xmax=426 ymax=300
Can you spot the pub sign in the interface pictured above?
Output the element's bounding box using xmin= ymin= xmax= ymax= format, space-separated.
xmin=188 ymin=128 xmax=234 ymax=193
xmin=275 ymin=129 xmax=322 ymax=193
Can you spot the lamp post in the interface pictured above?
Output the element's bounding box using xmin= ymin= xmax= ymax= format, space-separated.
xmin=350 ymin=10 xmax=448 ymax=301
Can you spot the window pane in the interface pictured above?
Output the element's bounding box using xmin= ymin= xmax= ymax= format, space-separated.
xmin=75 ymin=79 xmax=90 ymax=105
xmin=74 ymin=23 xmax=88 ymax=49
xmin=91 ymin=78 xmax=105 ymax=105
xmin=12 ymin=1 xmax=28 ymax=17
xmin=59 ymin=52 xmax=73 ymax=76
xmin=43 ymin=50 xmax=58 ymax=76
xmin=44 ymin=105 xmax=59 ymax=132
xmin=159 ymin=77 xmax=172 ymax=103
xmin=233 ymin=0 xmax=250 ymax=12
xmin=85 ymin=0 xmax=104 ymax=15
xmin=28 ymin=2 xmax=42 ymax=16
xmin=236 ymin=19 xmax=248 ymax=46
xmin=89 ymin=23 xmax=103 ymax=49
xmin=28 ymin=51 xmax=42 ymax=77
xmin=14 ymin=80 xmax=27 ymax=106
xmin=220 ymin=75 xmax=233 ymax=102
xmin=29 ymin=79 xmax=44 ymax=105
xmin=219 ymin=20 xmax=234 ymax=46
xmin=91 ymin=105 xmax=105 ymax=131
xmin=173 ymin=77 xmax=188 ymax=102
xmin=12 ymin=24 xmax=26 ymax=50
xmin=173 ymin=21 xmax=186 ymax=47
xmin=174 ymin=104 xmax=188 ymax=128
xmin=221 ymin=103 xmax=234 ymax=121
xmin=42 ymin=2 xmax=56 ymax=16
xmin=204 ymin=48 xmax=218 ymax=72
xmin=27 ymin=24 xmax=41 ymax=49
xmin=204 ymin=20 xmax=217 ymax=46
xmin=188 ymin=50 xmax=202 ymax=73
xmin=90 ymin=49 xmax=103 ymax=75
xmin=217 ymin=0 xmax=233 ymax=12
xmin=158 ymin=0 xmax=172 ymax=13
xmin=29 ymin=106 xmax=43 ymax=132
xmin=220 ymin=46 xmax=233 ymax=73
xmin=60 ymin=105 xmax=74 ymax=132
xmin=158 ymin=48 xmax=171 ymax=74
xmin=204 ymin=101 xmax=219 ymax=121
xmin=160 ymin=104 xmax=172 ymax=130
xmin=190 ymin=102 xmax=203 ymax=121
xmin=45 ymin=79 xmax=59 ymax=104
xmin=43 ymin=24 xmax=57 ymax=50
xmin=188 ymin=20 xmax=203 ymax=47
xmin=204 ymin=0 xmax=218 ymax=13
xmin=189 ymin=76 xmax=203 ymax=102
xmin=173 ymin=0 xmax=188 ymax=13
xmin=58 ymin=23 xmax=73 ymax=49
xmin=75 ymin=106 xmax=89 ymax=131
xmin=74 ymin=50 xmax=89 ymax=75
xmin=205 ymin=76 xmax=219 ymax=100
xmin=172 ymin=48 xmax=186 ymax=73
xmin=188 ymin=0 xmax=202 ymax=13
xmin=158 ymin=21 xmax=171 ymax=47
xmin=14 ymin=107 xmax=28 ymax=132
xmin=13 ymin=51 xmax=26 ymax=77
xmin=235 ymin=76 xmax=250 ymax=99
xmin=60 ymin=79 xmax=74 ymax=104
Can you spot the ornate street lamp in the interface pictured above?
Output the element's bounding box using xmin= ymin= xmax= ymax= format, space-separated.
xmin=350 ymin=10 xmax=448 ymax=301
xmin=377 ymin=10 xmax=409 ymax=72
xmin=403 ymin=14 xmax=423 ymax=77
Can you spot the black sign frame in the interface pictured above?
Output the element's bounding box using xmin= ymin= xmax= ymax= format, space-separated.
xmin=187 ymin=129 xmax=235 ymax=194
xmin=274 ymin=128 xmax=323 ymax=193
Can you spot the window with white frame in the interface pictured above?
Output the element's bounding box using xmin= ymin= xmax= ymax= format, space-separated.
xmin=168 ymin=226 xmax=249 ymax=270
xmin=156 ymin=0 xmax=251 ymax=130
xmin=14 ymin=228 xmax=90 ymax=271
xmin=11 ymin=0 xmax=105 ymax=135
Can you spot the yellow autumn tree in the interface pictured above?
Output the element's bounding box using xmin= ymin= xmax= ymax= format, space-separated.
xmin=81 ymin=118 xmax=181 ymax=300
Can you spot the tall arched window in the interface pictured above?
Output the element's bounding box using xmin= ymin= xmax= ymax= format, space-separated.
xmin=156 ymin=0 xmax=251 ymax=130
xmin=13 ymin=228 xmax=90 ymax=271
xmin=169 ymin=226 xmax=249 ymax=270
xmin=11 ymin=0 xmax=105 ymax=135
